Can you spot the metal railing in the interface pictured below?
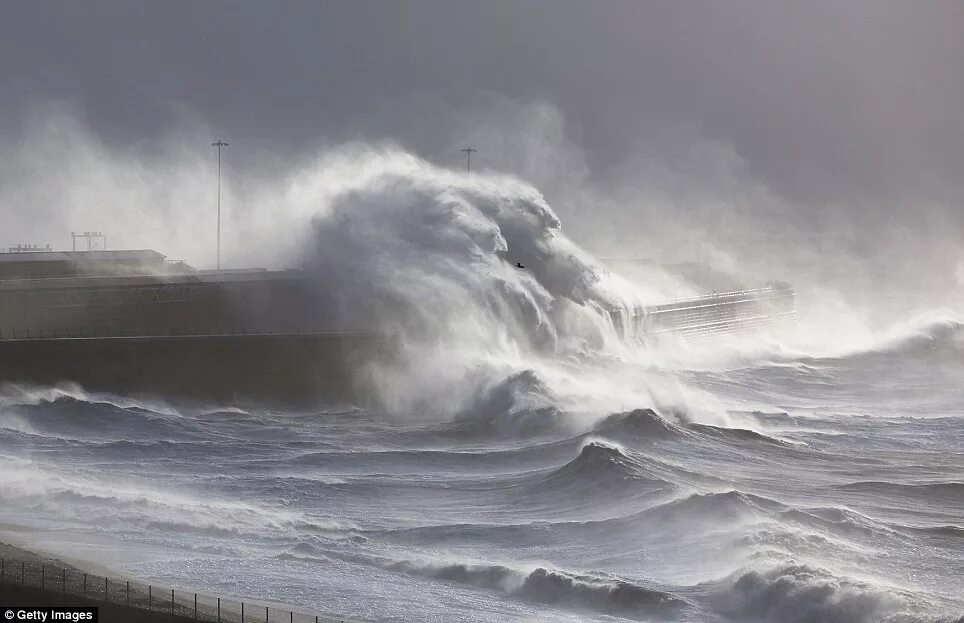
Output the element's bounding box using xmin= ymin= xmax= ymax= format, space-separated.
xmin=0 ymin=556 xmax=346 ymax=623
xmin=633 ymin=283 xmax=796 ymax=310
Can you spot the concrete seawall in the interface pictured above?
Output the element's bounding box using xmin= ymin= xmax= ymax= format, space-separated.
xmin=0 ymin=332 xmax=387 ymax=405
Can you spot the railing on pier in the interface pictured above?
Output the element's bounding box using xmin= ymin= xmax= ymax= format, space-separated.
xmin=610 ymin=283 xmax=798 ymax=340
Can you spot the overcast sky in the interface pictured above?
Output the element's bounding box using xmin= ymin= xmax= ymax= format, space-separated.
xmin=1 ymin=1 xmax=962 ymax=294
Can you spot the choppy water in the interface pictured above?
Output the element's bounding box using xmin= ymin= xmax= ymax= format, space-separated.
xmin=1 ymin=156 xmax=962 ymax=622
xmin=0 ymin=318 xmax=962 ymax=623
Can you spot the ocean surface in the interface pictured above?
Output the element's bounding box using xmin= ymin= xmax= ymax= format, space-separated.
xmin=0 ymin=160 xmax=962 ymax=622
xmin=0 ymin=316 xmax=962 ymax=623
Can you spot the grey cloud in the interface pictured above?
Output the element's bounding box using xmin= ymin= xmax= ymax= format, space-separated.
xmin=1 ymin=0 xmax=962 ymax=313
xmin=1 ymin=1 xmax=961 ymax=201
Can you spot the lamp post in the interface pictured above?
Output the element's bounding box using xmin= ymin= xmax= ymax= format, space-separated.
xmin=461 ymin=147 xmax=477 ymax=172
xmin=211 ymin=140 xmax=229 ymax=270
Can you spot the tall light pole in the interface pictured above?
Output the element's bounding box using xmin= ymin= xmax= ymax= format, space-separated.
xmin=461 ymin=147 xmax=477 ymax=172
xmin=211 ymin=140 xmax=229 ymax=270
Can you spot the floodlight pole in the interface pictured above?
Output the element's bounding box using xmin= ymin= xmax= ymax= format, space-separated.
xmin=211 ymin=140 xmax=229 ymax=270
xmin=461 ymin=147 xmax=477 ymax=172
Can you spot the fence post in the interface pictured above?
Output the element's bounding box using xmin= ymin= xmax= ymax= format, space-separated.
xmin=217 ymin=597 xmax=221 ymax=622
xmin=149 ymin=585 xmax=152 ymax=611
xmin=266 ymin=606 xmax=269 ymax=622
xmin=242 ymin=601 xmax=245 ymax=623
xmin=195 ymin=592 xmax=197 ymax=619
xmin=171 ymin=588 xmax=175 ymax=615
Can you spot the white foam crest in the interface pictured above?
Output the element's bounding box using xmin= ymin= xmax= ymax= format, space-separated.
xmin=708 ymin=562 xmax=944 ymax=623
xmin=646 ymin=304 xmax=963 ymax=374
xmin=0 ymin=455 xmax=349 ymax=538
xmin=0 ymin=382 xmax=179 ymax=416
xmin=315 ymin=550 xmax=686 ymax=617
xmin=842 ymin=308 xmax=963 ymax=357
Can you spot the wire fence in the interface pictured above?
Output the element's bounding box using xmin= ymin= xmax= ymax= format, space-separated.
xmin=0 ymin=556 xmax=344 ymax=623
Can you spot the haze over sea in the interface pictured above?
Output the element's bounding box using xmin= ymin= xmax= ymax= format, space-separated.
xmin=1 ymin=155 xmax=961 ymax=623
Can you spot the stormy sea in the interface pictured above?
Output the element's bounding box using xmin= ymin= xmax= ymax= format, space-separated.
xmin=0 ymin=154 xmax=962 ymax=622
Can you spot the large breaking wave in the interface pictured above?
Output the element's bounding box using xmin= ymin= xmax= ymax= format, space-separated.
xmin=291 ymin=149 xmax=673 ymax=421
xmin=300 ymin=151 xmax=643 ymax=351
xmin=1 ymin=147 xmax=961 ymax=622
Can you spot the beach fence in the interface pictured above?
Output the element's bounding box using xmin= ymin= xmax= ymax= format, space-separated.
xmin=0 ymin=556 xmax=343 ymax=623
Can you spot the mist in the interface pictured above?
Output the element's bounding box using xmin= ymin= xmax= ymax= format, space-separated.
xmin=2 ymin=5 xmax=963 ymax=622
xmin=0 ymin=1 xmax=962 ymax=330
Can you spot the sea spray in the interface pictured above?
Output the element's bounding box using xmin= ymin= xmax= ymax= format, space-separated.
xmin=292 ymin=150 xmax=659 ymax=420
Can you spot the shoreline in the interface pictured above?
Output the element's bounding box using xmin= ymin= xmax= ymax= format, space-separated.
xmin=0 ymin=540 xmax=352 ymax=623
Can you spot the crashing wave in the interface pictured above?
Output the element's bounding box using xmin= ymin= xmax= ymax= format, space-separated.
xmin=294 ymin=150 xmax=655 ymax=418
xmin=454 ymin=369 xmax=563 ymax=435
xmin=797 ymin=312 xmax=963 ymax=366
xmin=703 ymin=563 xmax=943 ymax=623
xmin=376 ymin=556 xmax=688 ymax=619
xmin=0 ymin=382 xmax=177 ymax=415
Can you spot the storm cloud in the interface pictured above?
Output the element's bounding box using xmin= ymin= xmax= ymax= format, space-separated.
xmin=0 ymin=1 xmax=962 ymax=313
